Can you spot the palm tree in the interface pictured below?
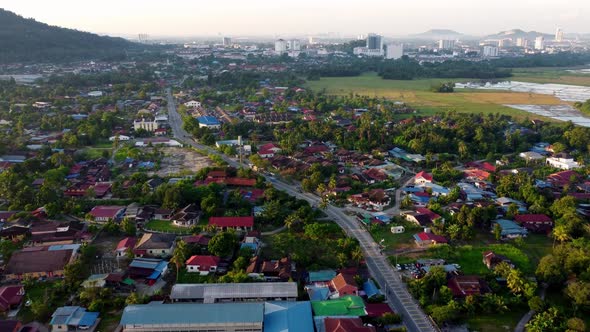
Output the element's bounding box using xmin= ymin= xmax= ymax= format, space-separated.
xmin=170 ymin=240 xmax=188 ymax=281
xmin=284 ymin=214 xmax=299 ymax=230
xmin=351 ymin=247 xmax=364 ymax=266
xmin=552 ymin=224 xmax=570 ymax=248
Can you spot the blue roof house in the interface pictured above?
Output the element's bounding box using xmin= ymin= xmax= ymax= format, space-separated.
xmin=363 ymin=279 xmax=382 ymax=298
xmin=264 ymin=301 xmax=314 ymax=332
xmin=197 ymin=116 xmax=221 ymax=129
xmin=50 ymin=306 xmax=99 ymax=331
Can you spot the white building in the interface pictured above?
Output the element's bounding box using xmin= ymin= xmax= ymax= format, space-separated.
xmin=109 ymin=135 xmax=131 ymax=142
xmin=184 ymin=100 xmax=201 ymax=108
xmin=133 ymin=118 xmax=158 ymax=132
xmin=535 ymin=36 xmax=545 ymax=50
xmin=546 ymin=156 xmax=581 ymax=170
xmin=516 ymin=38 xmax=528 ymax=48
xmin=438 ymin=39 xmax=455 ymax=50
xmin=353 ymin=47 xmax=383 ymax=57
xmin=555 ymin=28 xmax=564 ymax=42
xmin=385 ymin=44 xmax=404 ymax=59
xmin=275 ymin=39 xmax=300 ymax=54
xmin=482 ymin=46 xmax=499 ymax=57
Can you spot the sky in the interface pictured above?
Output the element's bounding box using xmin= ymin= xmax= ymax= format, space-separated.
xmin=1 ymin=0 xmax=589 ymax=38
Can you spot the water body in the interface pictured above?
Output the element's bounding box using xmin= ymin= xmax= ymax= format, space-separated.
xmin=566 ymin=68 xmax=590 ymax=74
xmin=456 ymin=81 xmax=590 ymax=102
xmin=0 ymin=74 xmax=43 ymax=84
xmin=456 ymin=81 xmax=590 ymax=126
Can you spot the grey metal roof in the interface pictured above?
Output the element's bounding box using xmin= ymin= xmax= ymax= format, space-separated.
xmin=120 ymin=302 xmax=264 ymax=325
xmin=171 ymin=282 xmax=298 ymax=301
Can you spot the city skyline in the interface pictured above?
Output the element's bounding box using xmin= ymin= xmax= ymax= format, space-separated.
xmin=1 ymin=0 xmax=589 ymax=38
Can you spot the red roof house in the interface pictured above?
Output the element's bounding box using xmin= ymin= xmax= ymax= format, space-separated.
xmin=0 ymin=285 xmax=25 ymax=312
xmin=414 ymin=171 xmax=433 ymax=184
xmin=414 ymin=232 xmax=447 ymax=247
xmin=447 ymin=275 xmax=488 ymax=298
xmin=330 ymin=273 xmax=358 ymax=297
xmin=209 ymin=216 xmax=254 ymax=231
xmin=88 ymin=205 xmax=125 ymax=222
xmin=116 ymin=237 xmax=137 ymax=257
xmin=258 ymin=143 xmax=282 ymax=158
xmin=186 ymin=255 xmax=221 ymax=275
xmin=324 ymin=318 xmax=376 ymax=332
xmin=514 ymin=214 xmax=553 ymax=233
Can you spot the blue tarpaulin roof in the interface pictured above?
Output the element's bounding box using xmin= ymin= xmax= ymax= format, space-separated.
xmin=363 ymin=280 xmax=381 ymax=298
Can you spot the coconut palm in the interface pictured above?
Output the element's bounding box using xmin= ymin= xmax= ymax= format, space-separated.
xmin=170 ymin=240 xmax=188 ymax=281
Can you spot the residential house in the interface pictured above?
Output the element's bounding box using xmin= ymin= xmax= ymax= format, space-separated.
xmin=362 ymin=279 xmax=381 ymax=299
xmin=127 ymin=258 xmax=168 ymax=285
xmin=171 ymin=282 xmax=298 ymax=303
xmin=182 ymin=234 xmax=210 ymax=249
xmin=30 ymin=220 xmax=87 ymax=245
xmin=519 ymin=151 xmax=545 ymax=162
xmin=546 ymin=154 xmax=580 ymax=170
xmin=116 ymin=237 xmax=137 ymax=257
xmin=0 ymin=211 xmax=16 ymax=222
xmin=347 ymin=189 xmax=391 ymax=211
xmin=329 ymin=273 xmax=358 ymax=298
xmin=87 ymin=205 xmax=126 ymax=222
xmin=171 ymin=204 xmax=201 ymax=228
xmin=414 ymin=171 xmax=433 ymax=184
xmin=514 ymin=214 xmax=553 ymax=233
xmin=258 ymin=143 xmax=282 ymax=158
xmin=133 ymin=233 xmax=176 ymax=258
xmin=308 ymin=270 xmax=337 ymax=285
xmin=324 ymin=317 xmax=376 ymax=332
xmin=120 ymin=302 xmax=264 ymax=332
xmin=240 ymin=234 xmax=262 ymax=255
xmin=185 ymin=255 xmax=221 ymax=275
xmin=413 ymin=232 xmax=448 ymax=247
xmin=246 ymin=256 xmax=294 ymax=281
xmin=546 ymin=170 xmax=582 ymax=190
xmin=493 ymin=219 xmax=528 ymax=239
xmin=482 ymin=251 xmax=514 ymax=270
xmin=209 ymin=216 xmax=254 ymax=231
xmin=197 ymin=116 xmax=221 ymax=129
xmin=184 ymin=100 xmax=202 ymax=108
xmin=133 ymin=117 xmax=159 ymax=132
xmin=447 ymin=276 xmax=489 ymax=298
xmin=3 ymin=247 xmax=75 ymax=281
xmin=50 ymin=306 xmax=99 ymax=332
xmin=0 ymin=285 xmax=24 ymax=312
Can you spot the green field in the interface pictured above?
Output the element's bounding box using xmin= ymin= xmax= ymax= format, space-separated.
xmin=306 ymin=72 xmax=568 ymax=120
xmin=369 ymin=221 xmax=422 ymax=251
xmin=143 ymin=219 xmax=192 ymax=234
xmin=466 ymin=309 xmax=528 ymax=332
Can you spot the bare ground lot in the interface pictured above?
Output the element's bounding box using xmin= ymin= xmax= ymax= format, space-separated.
xmin=148 ymin=147 xmax=214 ymax=177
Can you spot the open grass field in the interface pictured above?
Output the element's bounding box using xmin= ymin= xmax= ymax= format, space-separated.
xmin=143 ymin=219 xmax=192 ymax=234
xmin=369 ymin=221 xmax=422 ymax=251
xmin=466 ymin=309 xmax=528 ymax=332
xmin=511 ymin=67 xmax=590 ymax=86
xmin=306 ymin=73 xmax=565 ymax=120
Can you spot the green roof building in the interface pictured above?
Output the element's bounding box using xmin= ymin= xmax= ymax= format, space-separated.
xmin=311 ymin=295 xmax=367 ymax=317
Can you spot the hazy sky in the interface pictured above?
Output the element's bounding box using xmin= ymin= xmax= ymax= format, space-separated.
xmin=1 ymin=0 xmax=589 ymax=38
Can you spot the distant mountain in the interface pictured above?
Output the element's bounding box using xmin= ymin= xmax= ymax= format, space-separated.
xmin=0 ymin=9 xmax=138 ymax=63
xmin=408 ymin=29 xmax=476 ymax=40
xmin=484 ymin=29 xmax=552 ymax=40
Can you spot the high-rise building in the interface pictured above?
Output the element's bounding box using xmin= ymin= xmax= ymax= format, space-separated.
xmin=275 ymin=39 xmax=300 ymax=54
xmin=555 ymin=28 xmax=564 ymax=42
xmin=516 ymin=38 xmax=528 ymax=48
xmin=534 ymin=36 xmax=545 ymax=50
xmin=275 ymin=39 xmax=288 ymax=53
xmin=438 ymin=39 xmax=455 ymax=50
xmin=366 ymin=33 xmax=383 ymax=50
xmin=483 ymin=46 xmax=499 ymax=57
xmin=222 ymin=37 xmax=232 ymax=46
xmin=288 ymin=39 xmax=301 ymax=51
xmin=385 ymin=44 xmax=404 ymax=59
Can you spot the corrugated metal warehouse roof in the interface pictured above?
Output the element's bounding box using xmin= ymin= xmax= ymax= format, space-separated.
xmin=171 ymin=282 xmax=298 ymax=302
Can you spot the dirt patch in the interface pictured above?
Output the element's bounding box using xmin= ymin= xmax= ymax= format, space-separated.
xmin=150 ymin=147 xmax=213 ymax=177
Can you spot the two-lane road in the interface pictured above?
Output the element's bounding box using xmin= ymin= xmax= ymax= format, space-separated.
xmin=166 ymin=89 xmax=437 ymax=332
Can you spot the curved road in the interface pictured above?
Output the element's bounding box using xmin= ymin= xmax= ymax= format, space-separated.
xmin=166 ymin=88 xmax=438 ymax=332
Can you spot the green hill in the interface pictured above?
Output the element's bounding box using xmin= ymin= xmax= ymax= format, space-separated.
xmin=0 ymin=9 xmax=138 ymax=63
